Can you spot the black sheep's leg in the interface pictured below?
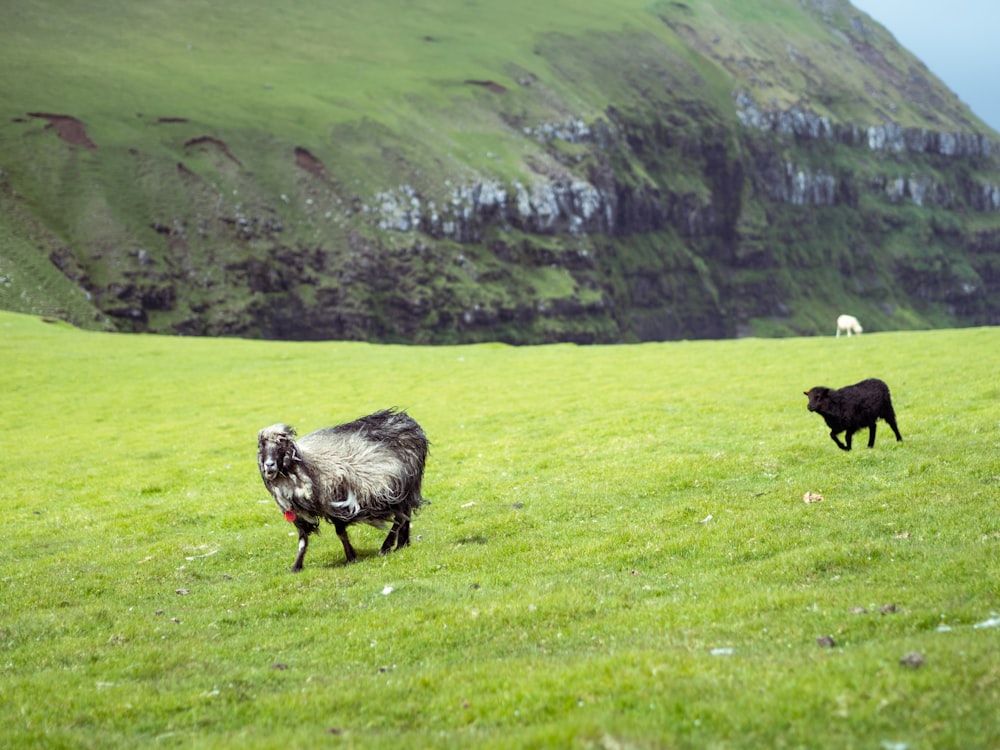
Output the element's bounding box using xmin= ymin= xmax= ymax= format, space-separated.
xmin=380 ymin=522 xmax=399 ymax=555
xmin=867 ymin=421 xmax=877 ymax=448
xmin=380 ymin=510 xmax=412 ymax=554
xmin=291 ymin=526 xmax=310 ymax=573
xmin=395 ymin=510 xmax=411 ymax=549
xmin=334 ymin=521 xmax=358 ymax=563
xmin=885 ymin=412 xmax=903 ymax=442
xmin=831 ymin=431 xmax=849 ymax=451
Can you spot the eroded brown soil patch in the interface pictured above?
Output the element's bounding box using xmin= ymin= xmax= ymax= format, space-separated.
xmin=464 ymin=79 xmax=508 ymax=94
xmin=294 ymin=146 xmax=327 ymax=179
xmin=183 ymin=135 xmax=242 ymax=166
xmin=27 ymin=112 xmax=97 ymax=150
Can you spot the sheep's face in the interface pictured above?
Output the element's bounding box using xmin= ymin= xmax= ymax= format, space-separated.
xmin=258 ymin=424 xmax=299 ymax=481
xmin=804 ymin=387 xmax=830 ymax=413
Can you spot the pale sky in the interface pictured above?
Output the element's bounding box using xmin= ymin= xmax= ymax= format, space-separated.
xmin=850 ymin=0 xmax=1000 ymax=132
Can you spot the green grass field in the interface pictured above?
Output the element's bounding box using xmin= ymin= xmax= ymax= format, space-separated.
xmin=1 ymin=310 xmax=998 ymax=748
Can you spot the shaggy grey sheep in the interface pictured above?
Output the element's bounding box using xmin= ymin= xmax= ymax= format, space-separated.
xmin=257 ymin=409 xmax=429 ymax=571
xmin=804 ymin=378 xmax=903 ymax=451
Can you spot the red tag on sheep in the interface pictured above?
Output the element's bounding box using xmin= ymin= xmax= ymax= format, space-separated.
xmin=284 ymin=510 xmax=296 ymax=523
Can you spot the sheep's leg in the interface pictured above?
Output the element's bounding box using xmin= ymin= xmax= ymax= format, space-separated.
xmin=395 ymin=510 xmax=411 ymax=549
xmin=380 ymin=511 xmax=411 ymax=554
xmin=291 ymin=528 xmax=310 ymax=573
xmin=379 ymin=524 xmax=399 ymax=555
xmin=867 ymin=421 xmax=877 ymax=448
xmin=831 ymin=431 xmax=850 ymax=451
xmin=333 ymin=521 xmax=358 ymax=563
xmin=885 ymin=413 xmax=903 ymax=442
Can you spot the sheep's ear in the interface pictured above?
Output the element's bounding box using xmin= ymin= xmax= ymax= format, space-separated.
xmin=281 ymin=445 xmax=303 ymax=472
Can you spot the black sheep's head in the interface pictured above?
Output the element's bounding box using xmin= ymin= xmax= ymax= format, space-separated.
xmin=258 ymin=424 xmax=299 ymax=480
xmin=804 ymin=387 xmax=830 ymax=413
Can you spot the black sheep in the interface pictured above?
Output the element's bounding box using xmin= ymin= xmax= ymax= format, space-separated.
xmin=804 ymin=378 xmax=903 ymax=451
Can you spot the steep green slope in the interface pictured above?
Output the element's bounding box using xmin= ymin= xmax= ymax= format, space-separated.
xmin=1 ymin=0 xmax=997 ymax=341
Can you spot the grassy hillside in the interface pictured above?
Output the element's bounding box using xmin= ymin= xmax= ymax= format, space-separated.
xmin=1 ymin=0 xmax=998 ymax=341
xmin=653 ymin=0 xmax=987 ymax=128
xmin=2 ymin=310 xmax=998 ymax=747
xmin=1 ymin=0 xmax=698 ymax=170
xmin=2 ymin=0 xmax=982 ymax=153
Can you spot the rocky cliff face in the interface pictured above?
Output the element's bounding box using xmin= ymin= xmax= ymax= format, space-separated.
xmin=328 ymin=95 xmax=998 ymax=341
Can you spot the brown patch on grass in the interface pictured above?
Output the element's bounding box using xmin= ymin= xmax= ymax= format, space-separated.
xmin=157 ymin=117 xmax=190 ymax=124
xmin=464 ymin=79 xmax=508 ymax=94
xmin=27 ymin=112 xmax=97 ymax=150
xmin=183 ymin=136 xmax=242 ymax=166
xmin=294 ymin=146 xmax=327 ymax=179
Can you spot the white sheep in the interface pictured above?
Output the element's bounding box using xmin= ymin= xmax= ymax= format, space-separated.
xmin=836 ymin=314 xmax=863 ymax=337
